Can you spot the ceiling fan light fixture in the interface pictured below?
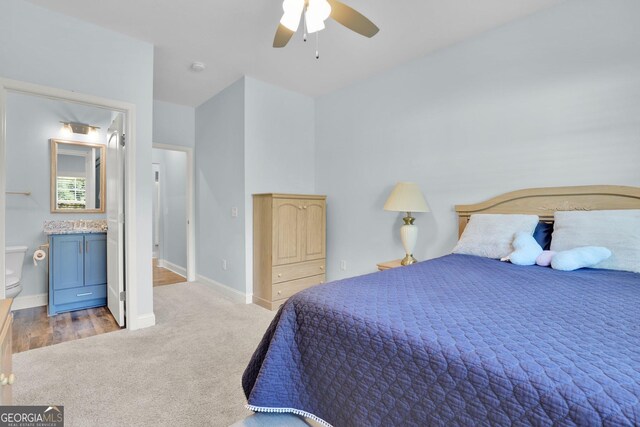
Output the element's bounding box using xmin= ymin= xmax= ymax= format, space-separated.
xmin=281 ymin=0 xmax=304 ymax=31
xmin=305 ymin=9 xmax=326 ymax=34
xmin=281 ymin=13 xmax=301 ymax=32
xmin=308 ymin=0 xmax=332 ymax=21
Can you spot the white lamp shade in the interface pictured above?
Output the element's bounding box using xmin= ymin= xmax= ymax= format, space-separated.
xmin=384 ymin=182 xmax=430 ymax=213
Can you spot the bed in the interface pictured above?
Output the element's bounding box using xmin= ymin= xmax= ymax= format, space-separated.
xmin=242 ymin=186 xmax=640 ymax=426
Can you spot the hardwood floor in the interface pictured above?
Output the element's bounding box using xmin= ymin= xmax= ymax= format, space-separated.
xmin=12 ymin=259 xmax=184 ymax=354
xmin=12 ymin=305 xmax=121 ymax=354
xmin=153 ymin=259 xmax=186 ymax=287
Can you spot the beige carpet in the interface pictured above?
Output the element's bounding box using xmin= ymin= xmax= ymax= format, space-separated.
xmin=13 ymin=281 xmax=277 ymax=427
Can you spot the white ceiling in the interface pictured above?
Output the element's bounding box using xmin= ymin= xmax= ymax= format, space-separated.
xmin=26 ymin=0 xmax=563 ymax=107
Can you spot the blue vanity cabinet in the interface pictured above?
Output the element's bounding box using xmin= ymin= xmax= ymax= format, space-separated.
xmin=84 ymin=234 xmax=107 ymax=286
xmin=51 ymin=235 xmax=84 ymax=290
xmin=48 ymin=233 xmax=108 ymax=316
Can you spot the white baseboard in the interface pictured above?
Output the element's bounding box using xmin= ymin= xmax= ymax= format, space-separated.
xmin=158 ymin=259 xmax=187 ymax=278
xmin=11 ymin=293 xmax=48 ymax=311
xmin=131 ymin=312 xmax=156 ymax=330
xmin=196 ymin=274 xmax=248 ymax=304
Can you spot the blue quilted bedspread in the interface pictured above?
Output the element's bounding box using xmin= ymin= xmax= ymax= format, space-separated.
xmin=242 ymin=254 xmax=640 ymax=426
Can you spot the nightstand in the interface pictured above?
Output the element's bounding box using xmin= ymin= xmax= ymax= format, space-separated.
xmin=376 ymin=259 xmax=404 ymax=271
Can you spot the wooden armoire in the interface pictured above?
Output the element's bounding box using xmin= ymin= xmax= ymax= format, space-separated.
xmin=253 ymin=194 xmax=327 ymax=310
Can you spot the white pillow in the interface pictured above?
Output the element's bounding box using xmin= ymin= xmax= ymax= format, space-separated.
xmin=551 ymin=209 xmax=640 ymax=273
xmin=453 ymin=214 xmax=539 ymax=259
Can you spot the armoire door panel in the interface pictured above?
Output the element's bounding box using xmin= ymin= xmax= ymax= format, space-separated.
xmin=272 ymin=199 xmax=304 ymax=265
xmin=303 ymin=199 xmax=326 ymax=261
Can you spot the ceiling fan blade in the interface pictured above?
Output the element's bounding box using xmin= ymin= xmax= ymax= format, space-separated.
xmin=327 ymin=0 xmax=379 ymax=38
xmin=273 ymin=23 xmax=295 ymax=48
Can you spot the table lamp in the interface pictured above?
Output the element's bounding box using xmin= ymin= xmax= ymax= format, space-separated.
xmin=384 ymin=182 xmax=430 ymax=265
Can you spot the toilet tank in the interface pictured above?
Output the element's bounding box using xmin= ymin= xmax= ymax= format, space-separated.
xmin=5 ymin=246 xmax=28 ymax=281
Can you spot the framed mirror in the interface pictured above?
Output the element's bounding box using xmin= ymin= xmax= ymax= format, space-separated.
xmin=50 ymin=139 xmax=106 ymax=213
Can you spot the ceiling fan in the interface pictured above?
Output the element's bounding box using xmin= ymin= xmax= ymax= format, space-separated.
xmin=273 ymin=0 xmax=379 ymax=51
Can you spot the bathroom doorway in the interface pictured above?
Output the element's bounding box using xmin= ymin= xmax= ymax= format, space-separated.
xmin=0 ymin=78 xmax=144 ymax=343
xmin=151 ymin=144 xmax=195 ymax=287
xmin=1 ymin=91 xmax=125 ymax=352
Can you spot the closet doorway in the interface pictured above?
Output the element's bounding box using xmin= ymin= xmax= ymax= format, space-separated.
xmin=151 ymin=144 xmax=195 ymax=286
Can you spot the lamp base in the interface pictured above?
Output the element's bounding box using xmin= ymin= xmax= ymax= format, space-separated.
xmin=401 ymin=254 xmax=417 ymax=266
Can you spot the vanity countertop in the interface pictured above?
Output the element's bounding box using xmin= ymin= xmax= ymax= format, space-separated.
xmin=44 ymin=220 xmax=108 ymax=235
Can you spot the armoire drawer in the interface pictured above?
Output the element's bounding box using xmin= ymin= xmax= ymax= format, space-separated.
xmin=54 ymin=284 xmax=106 ymax=306
xmin=272 ymin=259 xmax=325 ymax=284
xmin=273 ymin=274 xmax=325 ymax=301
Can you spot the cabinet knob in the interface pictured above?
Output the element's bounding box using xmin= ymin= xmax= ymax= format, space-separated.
xmin=320 ymin=281 xmax=324 ymax=284
xmin=278 ymin=273 xmax=282 ymax=277
xmin=298 ymin=206 xmax=302 ymax=210
xmin=320 ymin=266 xmax=324 ymax=270
xmin=8 ymin=374 xmax=15 ymax=385
xmin=277 ymin=291 xmax=282 ymax=295
xmin=0 ymin=374 xmax=7 ymax=386
xmin=303 ymin=206 xmax=307 ymax=209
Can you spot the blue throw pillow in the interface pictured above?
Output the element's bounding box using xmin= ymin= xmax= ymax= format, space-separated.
xmin=533 ymin=221 xmax=553 ymax=251
xmin=551 ymin=246 xmax=612 ymax=271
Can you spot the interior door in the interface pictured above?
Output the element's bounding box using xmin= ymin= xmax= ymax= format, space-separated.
xmin=106 ymin=114 xmax=125 ymax=326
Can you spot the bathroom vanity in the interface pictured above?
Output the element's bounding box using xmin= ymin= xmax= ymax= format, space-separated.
xmin=46 ymin=221 xmax=108 ymax=316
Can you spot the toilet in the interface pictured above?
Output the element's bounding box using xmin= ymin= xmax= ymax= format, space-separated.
xmin=5 ymin=246 xmax=28 ymax=299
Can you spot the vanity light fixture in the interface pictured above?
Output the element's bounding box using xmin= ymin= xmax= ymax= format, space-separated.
xmin=59 ymin=122 xmax=101 ymax=140
xmin=60 ymin=122 xmax=73 ymax=138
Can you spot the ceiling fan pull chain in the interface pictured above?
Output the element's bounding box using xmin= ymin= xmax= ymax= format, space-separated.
xmin=303 ymin=5 xmax=308 ymax=42
xmin=315 ymin=32 xmax=320 ymax=59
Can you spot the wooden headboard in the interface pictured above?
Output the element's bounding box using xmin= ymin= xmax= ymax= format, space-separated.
xmin=455 ymin=185 xmax=640 ymax=237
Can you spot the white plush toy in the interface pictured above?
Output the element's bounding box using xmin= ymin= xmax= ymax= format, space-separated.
xmin=501 ymin=232 xmax=543 ymax=266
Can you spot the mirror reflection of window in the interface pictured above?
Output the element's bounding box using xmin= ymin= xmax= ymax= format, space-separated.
xmin=51 ymin=140 xmax=106 ymax=213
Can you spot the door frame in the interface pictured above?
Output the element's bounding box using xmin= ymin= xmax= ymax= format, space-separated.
xmin=152 ymin=143 xmax=196 ymax=282
xmin=0 ymin=77 xmax=141 ymax=330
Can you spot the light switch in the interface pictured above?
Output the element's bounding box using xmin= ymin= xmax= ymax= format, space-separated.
xmin=231 ymin=207 xmax=238 ymax=217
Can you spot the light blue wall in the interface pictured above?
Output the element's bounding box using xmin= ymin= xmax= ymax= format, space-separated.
xmin=5 ymin=93 xmax=111 ymax=298
xmin=315 ymin=0 xmax=640 ymax=281
xmin=193 ymin=77 xmax=317 ymax=294
xmin=0 ymin=0 xmax=155 ymax=317
xmin=195 ymin=78 xmax=246 ymax=291
xmin=153 ymin=100 xmax=195 ymax=148
xmin=244 ymin=77 xmax=316 ymax=293
xmin=152 ymin=149 xmax=187 ymax=271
